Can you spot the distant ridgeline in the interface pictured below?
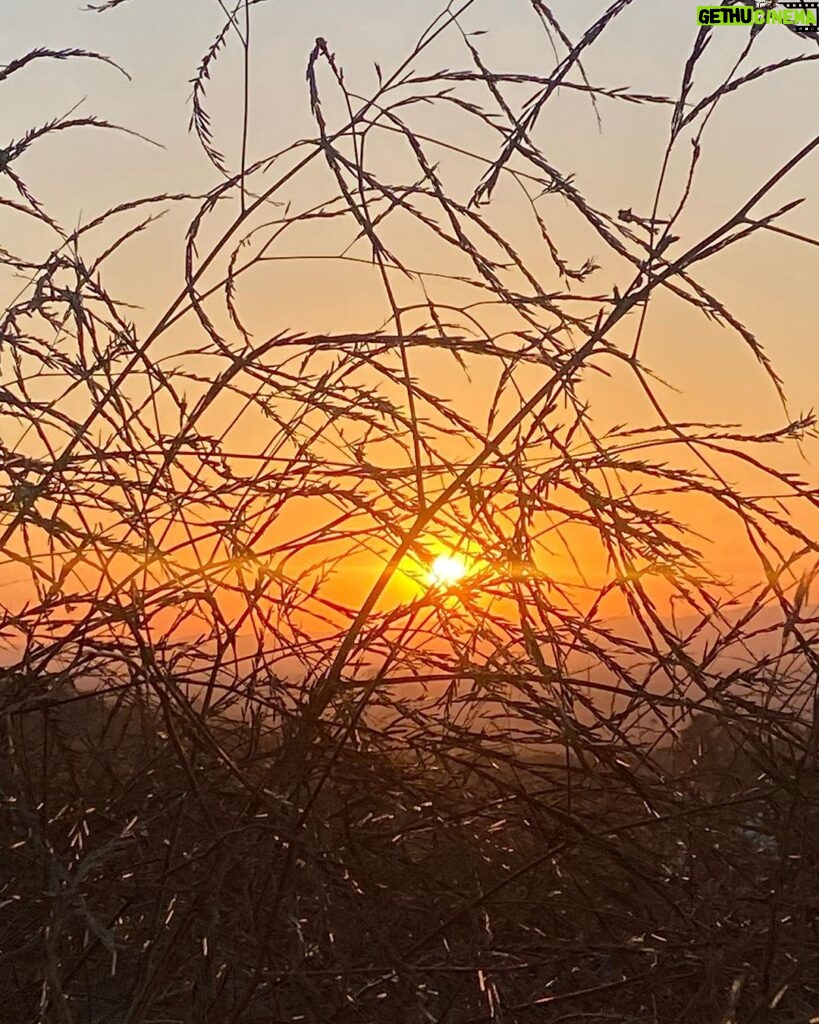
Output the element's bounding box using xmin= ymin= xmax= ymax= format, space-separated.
xmin=697 ymin=4 xmax=819 ymax=27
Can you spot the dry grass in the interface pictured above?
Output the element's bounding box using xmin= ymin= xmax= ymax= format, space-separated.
xmin=1 ymin=1 xmax=818 ymax=1020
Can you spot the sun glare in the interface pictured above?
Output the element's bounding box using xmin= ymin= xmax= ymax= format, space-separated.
xmin=428 ymin=554 xmax=468 ymax=588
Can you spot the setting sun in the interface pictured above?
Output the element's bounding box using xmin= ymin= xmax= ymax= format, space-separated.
xmin=427 ymin=554 xmax=468 ymax=588
xmin=5 ymin=4 xmax=819 ymax=1018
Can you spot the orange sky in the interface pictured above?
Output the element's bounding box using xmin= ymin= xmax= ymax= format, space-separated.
xmin=1 ymin=0 xmax=817 ymax=668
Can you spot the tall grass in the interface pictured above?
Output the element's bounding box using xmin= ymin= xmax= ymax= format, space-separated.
xmin=1 ymin=1 xmax=818 ymax=1020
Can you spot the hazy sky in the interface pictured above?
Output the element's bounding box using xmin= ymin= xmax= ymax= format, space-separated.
xmin=2 ymin=0 xmax=818 ymax=603
xmin=4 ymin=0 xmax=817 ymax=422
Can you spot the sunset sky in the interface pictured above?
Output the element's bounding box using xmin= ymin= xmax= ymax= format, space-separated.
xmin=1 ymin=0 xmax=818 ymax=639
xmin=5 ymin=0 xmax=816 ymax=414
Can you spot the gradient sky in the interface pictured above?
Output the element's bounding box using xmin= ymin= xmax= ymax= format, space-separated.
xmin=2 ymin=0 xmax=818 ymax=610
xmin=4 ymin=0 xmax=817 ymax=415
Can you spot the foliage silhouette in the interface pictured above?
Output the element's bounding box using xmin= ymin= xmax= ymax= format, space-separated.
xmin=1 ymin=1 xmax=818 ymax=1020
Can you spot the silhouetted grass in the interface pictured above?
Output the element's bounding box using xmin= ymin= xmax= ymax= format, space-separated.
xmin=1 ymin=2 xmax=818 ymax=1021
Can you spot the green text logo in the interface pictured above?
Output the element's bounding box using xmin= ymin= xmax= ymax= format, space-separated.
xmin=697 ymin=4 xmax=819 ymax=28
